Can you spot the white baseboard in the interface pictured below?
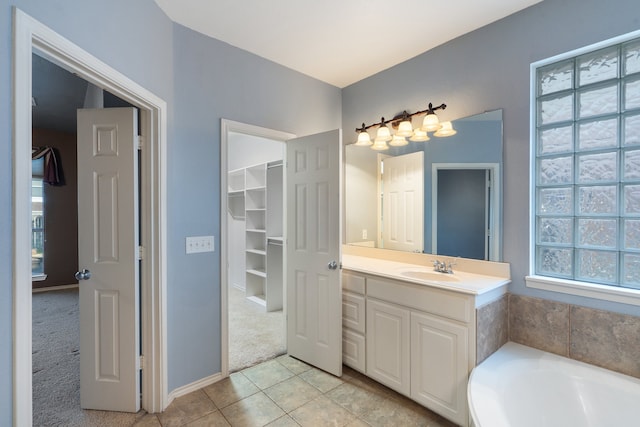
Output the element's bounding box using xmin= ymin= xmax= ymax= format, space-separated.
xmin=32 ymin=284 xmax=79 ymax=293
xmin=167 ymin=372 xmax=225 ymax=406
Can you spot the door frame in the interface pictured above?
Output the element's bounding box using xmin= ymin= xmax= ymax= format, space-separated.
xmin=12 ymin=8 xmax=168 ymax=425
xmin=431 ymin=163 xmax=501 ymax=261
xmin=220 ymin=119 xmax=295 ymax=377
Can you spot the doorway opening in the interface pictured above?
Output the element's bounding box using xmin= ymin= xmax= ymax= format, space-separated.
xmin=431 ymin=163 xmax=501 ymax=261
xmin=221 ymin=120 xmax=295 ymax=375
xmin=13 ymin=9 xmax=167 ymax=423
xmin=31 ymin=53 xmax=143 ymax=422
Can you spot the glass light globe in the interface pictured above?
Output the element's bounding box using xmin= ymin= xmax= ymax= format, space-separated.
xmin=389 ymin=135 xmax=409 ymax=146
xmin=421 ymin=113 xmax=441 ymax=132
xmin=396 ymin=119 xmax=414 ymax=137
xmin=434 ymin=121 xmax=457 ymax=137
xmin=409 ymin=129 xmax=430 ymax=142
xmin=376 ymin=125 xmax=392 ymax=142
xmin=371 ymin=138 xmax=389 ymax=150
xmin=355 ymin=130 xmax=372 ymax=146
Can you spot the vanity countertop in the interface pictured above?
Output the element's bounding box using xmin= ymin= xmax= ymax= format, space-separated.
xmin=342 ymin=254 xmax=510 ymax=296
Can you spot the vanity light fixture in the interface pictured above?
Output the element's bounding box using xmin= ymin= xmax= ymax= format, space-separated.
xmin=354 ymin=102 xmax=455 ymax=148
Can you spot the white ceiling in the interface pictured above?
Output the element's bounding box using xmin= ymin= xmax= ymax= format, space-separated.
xmin=154 ymin=0 xmax=541 ymax=88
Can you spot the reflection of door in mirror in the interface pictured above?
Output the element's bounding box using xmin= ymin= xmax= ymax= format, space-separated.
xmin=380 ymin=151 xmax=424 ymax=252
xmin=435 ymin=169 xmax=488 ymax=260
xmin=431 ymin=164 xmax=500 ymax=261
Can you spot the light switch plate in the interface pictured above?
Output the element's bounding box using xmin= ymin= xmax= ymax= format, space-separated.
xmin=186 ymin=235 xmax=215 ymax=254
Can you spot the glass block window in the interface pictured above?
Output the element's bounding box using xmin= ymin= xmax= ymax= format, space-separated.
xmin=533 ymin=36 xmax=640 ymax=290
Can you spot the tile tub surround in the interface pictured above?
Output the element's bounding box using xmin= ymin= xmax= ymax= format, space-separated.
xmin=476 ymin=295 xmax=509 ymax=364
xmin=508 ymin=294 xmax=570 ymax=356
xmin=570 ymin=305 xmax=640 ymax=378
xmin=507 ymin=294 xmax=640 ymax=379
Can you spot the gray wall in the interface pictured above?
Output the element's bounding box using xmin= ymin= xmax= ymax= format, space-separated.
xmin=343 ymin=0 xmax=640 ymax=317
xmin=0 ymin=1 xmax=341 ymax=423
xmin=168 ymin=24 xmax=340 ymax=390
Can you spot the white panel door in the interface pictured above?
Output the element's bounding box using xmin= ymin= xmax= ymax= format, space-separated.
xmin=382 ymin=151 xmax=424 ymax=252
xmin=286 ymin=129 xmax=342 ymax=377
xmin=77 ymin=108 xmax=140 ymax=412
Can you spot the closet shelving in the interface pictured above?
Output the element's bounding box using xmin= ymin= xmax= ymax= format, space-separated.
xmin=228 ymin=160 xmax=283 ymax=311
xmin=227 ymin=169 xmax=245 ymax=219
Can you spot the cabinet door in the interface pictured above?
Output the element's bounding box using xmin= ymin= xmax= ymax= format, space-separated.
xmin=410 ymin=311 xmax=469 ymax=426
xmin=366 ymin=299 xmax=410 ymax=395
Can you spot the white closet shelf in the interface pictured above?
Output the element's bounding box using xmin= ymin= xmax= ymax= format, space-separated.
xmin=246 ymin=229 xmax=266 ymax=233
xmin=247 ymin=268 xmax=266 ymax=278
xmin=246 ymin=295 xmax=266 ymax=306
xmin=246 ymin=249 xmax=266 ymax=256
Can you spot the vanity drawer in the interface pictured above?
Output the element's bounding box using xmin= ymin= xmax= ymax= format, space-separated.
xmin=343 ymin=329 xmax=366 ymax=373
xmin=367 ymin=277 xmax=472 ymax=323
xmin=343 ymin=272 xmax=366 ymax=295
xmin=342 ymin=292 xmax=366 ymax=333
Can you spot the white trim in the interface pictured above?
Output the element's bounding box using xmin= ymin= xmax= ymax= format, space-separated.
xmin=166 ymin=372 xmax=224 ymax=405
xmin=526 ymin=275 xmax=640 ymax=306
xmin=431 ymin=163 xmax=501 ymax=261
xmin=529 ymin=55 xmax=538 ymax=279
xmin=220 ymin=119 xmax=295 ymax=378
xmin=32 ymin=284 xmax=78 ymax=293
xmin=530 ymin=28 xmax=640 ymax=70
xmin=13 ymin=9 xmax=168 ymax=425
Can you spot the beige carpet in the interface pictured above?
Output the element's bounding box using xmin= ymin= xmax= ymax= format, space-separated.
xmin=32 ymin=288 xmax=144 ymax=426
xmin=32 ymin=285 xmax=284 ymax=425
xmin=228 ymin=285 xmax=286 ymax=372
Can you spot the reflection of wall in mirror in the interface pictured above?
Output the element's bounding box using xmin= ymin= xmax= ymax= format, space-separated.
xmin=345 ymin=110 xmax=502 ymax=257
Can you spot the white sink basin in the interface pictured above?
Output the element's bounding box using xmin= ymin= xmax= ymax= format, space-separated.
xmin=400 ymin=269 xmax=460 ymax=282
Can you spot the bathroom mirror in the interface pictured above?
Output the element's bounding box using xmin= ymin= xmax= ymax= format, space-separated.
xmin=344 ymin=109 xmax=503 ymax=261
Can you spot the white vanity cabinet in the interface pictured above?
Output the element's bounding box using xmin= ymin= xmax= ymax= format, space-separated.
xmin=343 ymin=271 xmax=476 ymax=427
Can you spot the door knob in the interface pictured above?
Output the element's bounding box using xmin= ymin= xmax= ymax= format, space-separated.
xmin=328 ymin=261 xmax=338 ymax=270
xmin=75 ymin=269 xmax=91 ymax=281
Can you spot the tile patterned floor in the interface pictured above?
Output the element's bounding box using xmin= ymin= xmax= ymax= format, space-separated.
xmin=131 ymin=355 xmax=457 ymax=427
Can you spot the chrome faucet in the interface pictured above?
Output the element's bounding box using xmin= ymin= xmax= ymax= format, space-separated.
xmin=432 ymin=260 xmax=455 ymax=274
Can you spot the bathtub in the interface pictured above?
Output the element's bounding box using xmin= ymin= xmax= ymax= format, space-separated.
xmin=468 ymin=342 xmax=640 ymax=427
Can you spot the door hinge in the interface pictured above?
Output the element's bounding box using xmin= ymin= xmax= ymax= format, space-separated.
xmin=137 ymin=246 xmax=145 ymax=260
xmin=137 ymin=136 xmax=144 ymax=150
xmin=138 ymin=355 xmax=145 ymax=371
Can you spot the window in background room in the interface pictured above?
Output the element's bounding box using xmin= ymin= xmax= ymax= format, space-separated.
xmin=531 ymin=32 xmax=640 ymax=293
xmin=32 ymin=156 xmax=45 ymax=278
